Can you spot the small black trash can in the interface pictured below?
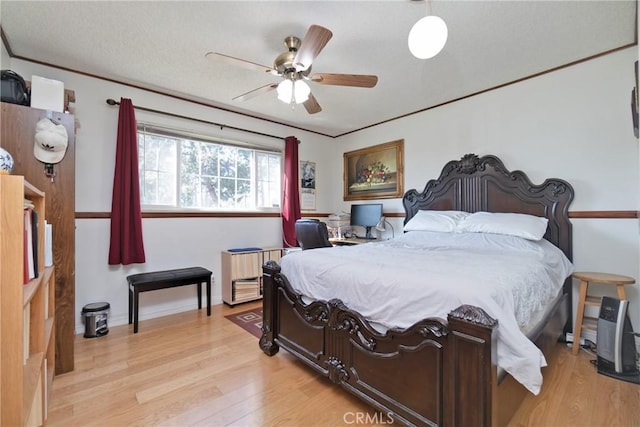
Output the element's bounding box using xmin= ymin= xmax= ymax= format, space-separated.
xmin=82 ymin=302 xmax=110 ymax=338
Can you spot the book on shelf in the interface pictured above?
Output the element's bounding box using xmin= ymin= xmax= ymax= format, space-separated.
xmin=22 ymin=208 xmax=39 ymax=283
xmin=24 ymin=208 xmax=35 ymax=283
xmin=31 ymin=209 xmax=39 ymax=279
xmin=23 ymin=210 xmax=29 ymax=283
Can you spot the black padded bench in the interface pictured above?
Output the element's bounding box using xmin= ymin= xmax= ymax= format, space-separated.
xmin=127 ymin=266 xmax=212 ymax=333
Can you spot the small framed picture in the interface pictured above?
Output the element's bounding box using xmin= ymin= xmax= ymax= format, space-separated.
xmin=300 ymin=160 xmax=316 ymax=210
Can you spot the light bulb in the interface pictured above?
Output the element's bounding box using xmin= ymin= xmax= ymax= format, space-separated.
xmin=293 ymin=80 xmax=310 ymax=103
xmin=277 ymin=80 xmax=293 ymax=103
xmin=408 ymin=15 xmax=448 ymax=59
xmin=277 ymin=79 xmax=310 ymax=104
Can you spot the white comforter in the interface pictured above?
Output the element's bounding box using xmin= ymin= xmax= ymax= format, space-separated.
xmin=280 ymin=231 xmax=574 ymax=395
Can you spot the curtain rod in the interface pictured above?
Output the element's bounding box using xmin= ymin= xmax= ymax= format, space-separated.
xmin=105 ymin=98 xmax=284 ymax=141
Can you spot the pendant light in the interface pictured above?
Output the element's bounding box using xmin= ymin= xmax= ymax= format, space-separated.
xmin=408 ymin=0 xmax=448 ymax=59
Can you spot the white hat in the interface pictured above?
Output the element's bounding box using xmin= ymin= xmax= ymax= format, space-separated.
xmin=34 ymin=118 xmax=68 ymax=164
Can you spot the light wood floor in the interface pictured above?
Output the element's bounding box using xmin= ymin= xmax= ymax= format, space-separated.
xmin=48 ymin=302 xmax=640 ymax=427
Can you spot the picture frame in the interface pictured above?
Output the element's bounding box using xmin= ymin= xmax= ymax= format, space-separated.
xmin=300 ymin=160 xmax=316 ymax=210
xmin=343 ymin=139 xmax=404 ymax=201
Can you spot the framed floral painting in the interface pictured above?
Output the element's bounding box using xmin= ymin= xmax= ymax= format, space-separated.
xmin=343 ymin=139 xmax=404 ymax=201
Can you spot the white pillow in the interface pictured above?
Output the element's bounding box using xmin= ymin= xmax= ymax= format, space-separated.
xmin=456 ymin=211 xmax=548 ymax=241
xmin=404 ymin=210 xmax=471 ymax=233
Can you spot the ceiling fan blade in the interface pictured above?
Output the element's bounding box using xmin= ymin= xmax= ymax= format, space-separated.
xmin=205 ymin=52 xmax=279 ymax=76
xmin=232 ymin=83 xmax=278 ymax=102
xmin=310 ymin=73 xmax=378 ymax=88
xmin=303 ymin=92 xmax=322 ymax=114
xmin=293 ymin=25 xmax=333 ymax=71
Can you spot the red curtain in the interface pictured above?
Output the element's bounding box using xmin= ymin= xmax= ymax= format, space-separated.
xmin=282 ymin=136 xmax=301 ymax=247
xmin=108 ymin=98 xmax=146 ymax=265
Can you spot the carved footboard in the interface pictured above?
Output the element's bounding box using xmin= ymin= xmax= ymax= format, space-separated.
xmin=261 ymin=261 xmax=500 ymax=427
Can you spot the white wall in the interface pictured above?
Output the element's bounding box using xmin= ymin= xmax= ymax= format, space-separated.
xmin=6 ymin=45 xmax=639 ymax=336
xmin=0 ymin=40 xmax=10 ymax=69
xmin=335 ymin=46 xmax=640 ymax=331
xmin=7 ymin=58 xmax=335 ymax=332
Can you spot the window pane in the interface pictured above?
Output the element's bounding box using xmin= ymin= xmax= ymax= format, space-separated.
xmin=220 ymin=178 xmax=236 ymax=207
xmin=201 ymin=143 xmax=219 ymax=176
xmin=237 ymin=149 xmax=252 ymax=179
xmin=219 ymin=146 xmax=236 ymax=178
xmin=156 ymin=171 xmax=176 ymax=205
xmin=139 ymin=133 xmax=177 ymax=206
xmin=237 ymin=179 xmax=251 ymax=208
xmin=180 ymin=173 xmax=198 ymax=207
xmin=138 ymin=136 xmax=146 ymax=174
xmin=146 ymin=137 xmax=159 ymax=170
xmin=255 ymin=152 xmax=281 ymax=209
xmin=257 ymin=153 xmax=268 ymax=173
xmin=181 ymin=141 xmax=199 ymax=174
xmin=268 ymin=181 xmax=280 ymax=208
xmin=143 ymin=171 xmax=158 ymax=205
xmin=201 ymin=176 xmax=219 ymax=208
xmin=269 ymin=155 xmax=281 ymax=182
xmin=158 ymin=139 xmax=176 ymax=172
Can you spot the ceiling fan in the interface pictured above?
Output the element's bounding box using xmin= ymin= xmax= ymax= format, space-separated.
xmin=206 ymin=25 xmax=378 ymax=114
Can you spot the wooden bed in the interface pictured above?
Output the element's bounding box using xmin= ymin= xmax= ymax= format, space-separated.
xmin=260 ymin=153 xmax=574 ymax=426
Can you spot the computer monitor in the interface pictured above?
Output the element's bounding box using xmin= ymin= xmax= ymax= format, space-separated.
xmin=350 ymin=203 xmax=383 ymax=240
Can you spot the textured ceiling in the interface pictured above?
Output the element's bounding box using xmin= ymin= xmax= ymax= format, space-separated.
xmin=0 ymin=1 xmax=637 ymax=137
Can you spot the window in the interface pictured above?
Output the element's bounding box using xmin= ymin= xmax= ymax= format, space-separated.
xmin=138 ymin=126 xmax=281 ymax=210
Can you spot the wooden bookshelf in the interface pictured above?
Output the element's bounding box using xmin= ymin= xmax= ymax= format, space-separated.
xmin=0 ymin=175 xmax=55 ymax=426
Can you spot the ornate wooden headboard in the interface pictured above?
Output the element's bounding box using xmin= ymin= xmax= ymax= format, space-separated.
xmin=402 ymin=153 xmax=574 ymax=261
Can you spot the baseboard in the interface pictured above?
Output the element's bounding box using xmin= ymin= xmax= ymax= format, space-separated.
xmin=566 ymin=329 xmax=598 ymax=346
xmin=565 ymin=332 xmax=584 ymax=346
xmin=567 ymin=330 xmax=640 ymax=371
xmin=75 ymin=297 xmax=224 ymax=335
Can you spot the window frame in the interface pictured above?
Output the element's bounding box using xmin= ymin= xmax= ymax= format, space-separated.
xmin=137 ymin=124 xmax=283 ymax=213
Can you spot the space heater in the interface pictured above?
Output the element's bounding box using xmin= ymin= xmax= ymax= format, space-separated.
xmin=596 ymin=296 xmax=639 ymax=384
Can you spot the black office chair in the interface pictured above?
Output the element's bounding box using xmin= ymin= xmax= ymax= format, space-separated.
xmin=295 ymin=219 xmax=333 ymax=250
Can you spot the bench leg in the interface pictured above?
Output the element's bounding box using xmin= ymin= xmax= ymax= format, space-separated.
xmin=206 ymin=278 xmax=211 ymax=316
xmin=133 ymin=289 xmax=140 ymax=333
xmin=128 ymin=285 xmax=133 ymax=325
xmin=197 ymin=281 xmax=202 ymax=310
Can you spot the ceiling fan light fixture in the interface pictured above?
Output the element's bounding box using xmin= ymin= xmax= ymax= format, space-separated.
xmin=408 ymin=15 xmax=448 ymax=59
xmin=277 ymin=79 xmax=310 ymax=104
xmin=210 ymin=24 xmax=376 ymax=114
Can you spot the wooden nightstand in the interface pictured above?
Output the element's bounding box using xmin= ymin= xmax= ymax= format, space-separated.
xmin=572 ymin=271 xmax=635 ymax=355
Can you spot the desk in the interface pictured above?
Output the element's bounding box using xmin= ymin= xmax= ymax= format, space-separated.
xmin=329 ymin=237 xmax=378 ymax=246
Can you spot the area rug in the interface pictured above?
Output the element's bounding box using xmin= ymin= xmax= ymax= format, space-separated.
xmin=224 ymin=308 xmax=263 ymax=338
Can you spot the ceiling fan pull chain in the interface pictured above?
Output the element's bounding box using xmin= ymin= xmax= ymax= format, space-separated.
xmin=290 ymin=75 xmax=297 ymax=108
